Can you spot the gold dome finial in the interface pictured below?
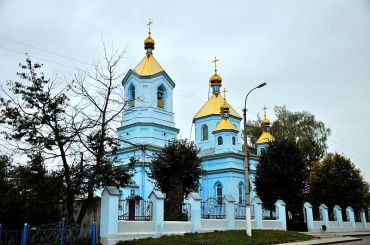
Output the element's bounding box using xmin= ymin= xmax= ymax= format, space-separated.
xmin=261 ymin=105 xmax=270 ymax=127
xmin=144 ymin=18 xmax=155 ymax=54
xmin=220 ymin=88 xmax=230 ymax=115
xmin=256 ymin=105 xmax=273 ymax=144
xmin=210 ymin=57 xmax=222 ymax=95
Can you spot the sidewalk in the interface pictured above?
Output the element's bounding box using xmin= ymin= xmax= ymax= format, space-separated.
xmin=281 ymin=231 xmax=370 ymax=245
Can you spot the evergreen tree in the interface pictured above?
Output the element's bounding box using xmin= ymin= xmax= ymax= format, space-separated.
xmin=149 ymin=139 xmax=201 ymax=220
xmin=0 ymin=153 xmax=63 ymax=228
xmin=309 ymin=153 xmax=369 ymax=211
xmin=254 ymin=139 xmax=307 ymax=221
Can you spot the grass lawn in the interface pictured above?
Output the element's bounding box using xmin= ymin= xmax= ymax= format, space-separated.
xmin=116 ymin=230 xmax=313 ymax=245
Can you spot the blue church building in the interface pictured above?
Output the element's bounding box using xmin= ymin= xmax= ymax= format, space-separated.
xmin=113 ymin=26 xmax=273 ymax=204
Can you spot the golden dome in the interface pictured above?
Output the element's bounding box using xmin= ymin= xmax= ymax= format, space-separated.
xmin=220 ymin=99 xmax=230 ymax=114
xmin=144 ymin=34 xmax=155 ymax=51
xmin=193 ymin=94 xmax=242 ymax=121
xmin=256 ymin=106 xmax=273 ymax=144
xmin=261 ymin=117 xmax=270 ymax=127
xmin=210 ymin=72 xmax=222 ymax=87
xmin=144 ymin=35 xmax=155 ymax=46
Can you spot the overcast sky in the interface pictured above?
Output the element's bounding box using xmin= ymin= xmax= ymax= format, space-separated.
xmin=1 ymin=0 xmax=370 ymax=181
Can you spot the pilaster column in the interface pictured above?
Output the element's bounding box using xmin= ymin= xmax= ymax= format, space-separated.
xmin=148 ymin=190 xmax=165 ymax=235
xmin=304 ymin=202 xmax=314 ymax=232
xmin=224 ymin=195 xmax=236 ymax=230
xmin=252 ymin=197 xmax=263 ymax=229
xmin=360 ymin=209 xmax=368 ymax=230
xmin=275 ymin=200 xmax=287 ymax=230
xmin=188 ymin=192 xmax=202 ymax=232
xmin=333 ymin=205 xmax=343 ymax=228
xmin=100 ymin=186 xmax=120 ymax=238
xmin=346 ymin=206 xmax=356 ymax=230
xmin=319 ymin=204 xmax=329 ymax=228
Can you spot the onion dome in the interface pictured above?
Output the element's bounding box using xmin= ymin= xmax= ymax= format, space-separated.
xmin=144 ymin=19 xmax=155 ymax=54
xmin=256 ymin=106 xmax=273 ymax=144
xmin=209 ymin=57 xmax=222 ymax=95
xmin=220 ymin=99 xmax=230 ymax=115
xmin=144 ymin=34 xmax=155 ymax=53
xmin=210 ymin=72 xmax=222 ymax=87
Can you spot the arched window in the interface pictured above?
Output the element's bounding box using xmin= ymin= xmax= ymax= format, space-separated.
xmin=202 ymin=125 xmax=208 ymax=141
xmin=157 ymin=85 xmax=165 ymax=109
xmin=129 ymin=84 xmax=135 ymax=108
xmin=261 ymin=148 xmax=266 ymax=155
xmin=238 ymin=182 xmax=243 ymax=203
xmin=217 ymin=136 xmax=223 ymax=145
xmin=232 ymin=136 xmax=236 ymax=145
xmin=216 ymin=183 xmax=223 ymax=204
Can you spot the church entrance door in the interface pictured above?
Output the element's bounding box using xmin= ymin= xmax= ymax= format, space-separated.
xmin=128 ymin=199 xmax=136 ymax=220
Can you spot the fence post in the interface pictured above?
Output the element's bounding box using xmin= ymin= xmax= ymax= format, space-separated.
xmin=319 ymin=204 xmax=329 ymax=229
xmin=21 ymin=223 xmax=28 ymax=245
xmin=333 ymin=205 xmax=343 ymax=228
xmin=346 ymin=206 xmax=356 ymax=230
xmin=148 ymin=190 xmax=165 ymax=235
xmin=304 ymin=202 xmax=314 ymax=232
xmin=91 ymin=222 xmax=96 ymax=245
xmin=100 ymin=186 xmax=120 ymax=239
xmin=252 ymin=197 xmax=263 ymax=229
xmin=60 ymin=218 xmax=65 ymax=245
xmin=187 ymin=192 xmax=202 ymax=232
xmin=360 ymin=209 xmax=368 ymax=230
xmin=223 ymin=195 xmax=235 ymax=230
xmin=275 ymin=200 xmax=287 ymax=230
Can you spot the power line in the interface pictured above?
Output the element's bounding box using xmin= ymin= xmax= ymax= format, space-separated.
xmin=0 ymin=34 xmax=94 ymax=67
xmin=0 ymin=45 xmax=87 ymax=72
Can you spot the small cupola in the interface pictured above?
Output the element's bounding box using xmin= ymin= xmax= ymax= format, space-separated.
xmin=256 ymin=106 xmax=273 ymax=144
xmin=144 ymin=19 xmax=155 ymax=54
xmin=210 ymin=57 xmax=222 ymax=95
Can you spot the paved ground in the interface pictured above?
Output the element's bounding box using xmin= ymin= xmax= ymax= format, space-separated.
xmin=337 ymin=236 xmax=370 ymax=245
xmin=282 ymin=232 xmax=370 ymax=244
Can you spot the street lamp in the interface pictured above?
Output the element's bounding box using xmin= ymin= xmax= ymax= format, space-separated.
xmin=243 ymin=82 xmax=267 ymax=236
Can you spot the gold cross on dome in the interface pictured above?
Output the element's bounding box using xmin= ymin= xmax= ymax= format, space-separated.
xmin=147 ymin=18 xmax=153 ymax=34
xmin=212 ymin=57 xmax=219 ymax=73
xmin=222 ymin=88 xmax=228 ymax=99
xmin=263 ymin=105 xmax=267 ymax=117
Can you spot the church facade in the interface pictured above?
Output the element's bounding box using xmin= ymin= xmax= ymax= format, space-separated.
xmin=112 ymin=26 xmax=273 ymax=204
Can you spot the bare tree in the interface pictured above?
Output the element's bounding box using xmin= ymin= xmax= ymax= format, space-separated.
xmin=69 ymin=44 xmax=134 ymax=223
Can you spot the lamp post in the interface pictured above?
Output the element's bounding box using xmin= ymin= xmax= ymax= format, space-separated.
xmin=243 ymin=82 xmax=266 ymax=236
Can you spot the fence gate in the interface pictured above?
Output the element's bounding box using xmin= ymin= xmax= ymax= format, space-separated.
xmin=286 ymin=206 xmax=307 ymax=232
xmin=118 ymin=196 xmax=153 ymax=221
xmin=201 ymin=198 xmax=226 ymax=219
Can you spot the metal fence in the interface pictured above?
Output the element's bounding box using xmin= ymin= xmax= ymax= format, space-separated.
xmin=201 ymin=198 xmax=226 ymax=219
xmin=262 ymin=207 xmax=278 ymax=220
xmin=118 ymin=197 xmax=153 ymax=221
xmin=0 ymin=219 xmax=95 ymax=245
xmin=182 ymin=203 xmax=192 ymax=221
xmin=234 ymin=203 xmax=255 ymax=220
